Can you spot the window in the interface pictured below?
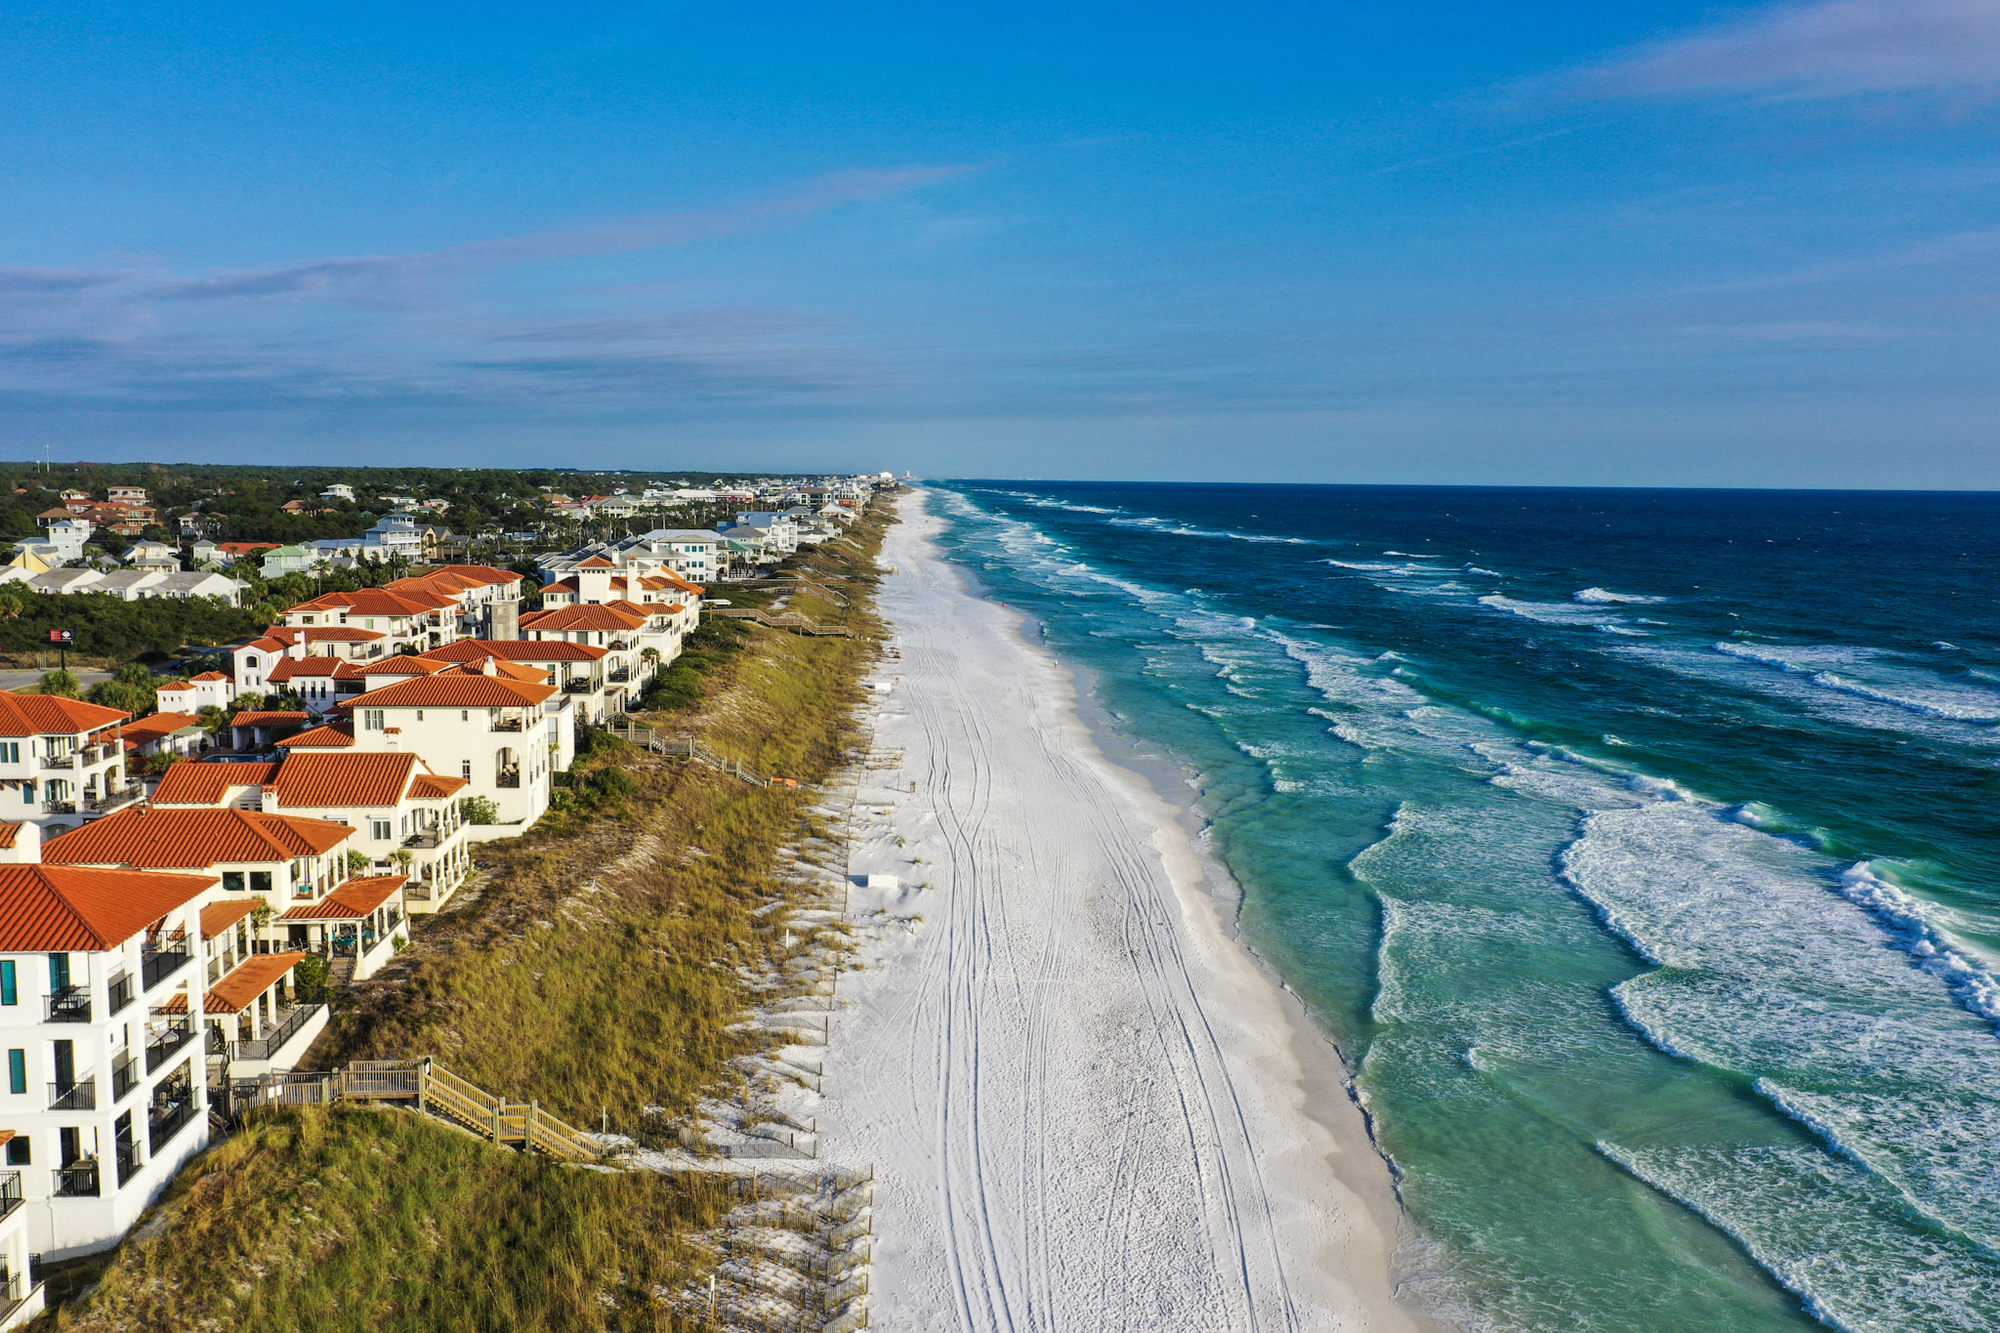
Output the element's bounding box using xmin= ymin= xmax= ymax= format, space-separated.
xmin=20 ymin=782 xmax=32 ymax=805
xmin=0 ymin=960 xmax=14 ymax=1006
xmin=222 ymin=871 xmax=245 ymax=893
xmin=415 ymin=710 xmax=424 ymax=721
xmin=370 ymin=819 xmax=392 ymax=840
xmin=4 ymin=1134 xmax=24 ymax=1164
xmin=47 ymin=953 xmax=69 ymax=994
xmin=364 ymin=709 xmax=385 ymax=731
xmin=0 ymin=743 xmax=16 ymax=764
xmin=7 ymin=1050 xmax=23 ymax=1096
xmin=250 ymin=871 xmax=272 ymax=894
xmin=461 ymin=760 xmax=472 ymax=780
xmin=461 ymin=711 xmax=469 ymax=722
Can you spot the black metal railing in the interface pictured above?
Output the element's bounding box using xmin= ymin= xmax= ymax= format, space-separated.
xmin=46 ymin=986 xmax=90 ymax=1023
xmin=115 ymin=1138 xmax=143 ymax=1186
xmin=403 ymin=828 xmax=443 ymax=848
xmin=562 ymin=677 xmax=597 ymax=693
xmin=107 ymin=970 xmax=134 ymax=1015
xmin=609 ymin=668 xmax=630 ymax=683
xmin=86 ymin=781 xmax=144 ymax=812
xmin=145 ymin=1017 xmax=196 ymax=1072
xmin=142 ymin=943 xmax=192 ymax=990
xmin=112 ymin=1054 xmax=140 ymax=1100
xmin=0 ymin=1170 xmax=21 ymax=1219
xmin=490 ymin=717 xmax=525 ymax=732
xmin=495 ymin=770 xmax=521 ymax=788
xmin=40 ymin=753 xmax=75 ymax=770
xmin=149 ymin=1097 xmax=197 ymax=1152
xmin=49 ymin=1076 xmax=96 ymax=1111
xmin=235 ymin=1004 xmax=324 ymax=1062
xmin=52 ymin=1161 xmax=99 ymax=1197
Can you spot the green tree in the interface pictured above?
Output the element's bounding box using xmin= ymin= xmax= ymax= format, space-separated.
xmin=461 ymin=795 xmax=500 ymax=825
xmin=38 ymin=669 xmax=81 ymax=699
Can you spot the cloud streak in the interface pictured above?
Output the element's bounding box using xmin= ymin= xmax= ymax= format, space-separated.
xmin=1575 ymin=0 xmax=2000 ymax=99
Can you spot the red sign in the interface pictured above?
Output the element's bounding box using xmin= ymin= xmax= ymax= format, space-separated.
xmin=46 ymin=629 xmax=74 ymax=645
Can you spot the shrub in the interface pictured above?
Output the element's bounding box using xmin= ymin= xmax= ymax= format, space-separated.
xmin=293 ymin=953 xmax=331 ymax=1004
xmin=38 ymin=669 xmax=80 ymax=699
xmin=462 ymin=795 xmax=500 ymax=825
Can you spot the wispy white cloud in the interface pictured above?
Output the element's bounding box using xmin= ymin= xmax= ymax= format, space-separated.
xmin=1574 ymin=0 xmax=2000 ymax=99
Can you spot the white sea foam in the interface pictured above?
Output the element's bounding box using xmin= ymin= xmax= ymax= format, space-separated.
xmin=1574 ymin=587 xmax=1668 ymax=604
xmin=1713 ymin=641 xmax=2000 ymax=723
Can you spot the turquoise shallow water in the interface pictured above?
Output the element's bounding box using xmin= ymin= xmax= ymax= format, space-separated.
xmin=926 ymin=482 xmax=2000 ymax=1333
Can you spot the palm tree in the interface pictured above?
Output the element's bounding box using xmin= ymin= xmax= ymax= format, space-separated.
xmin=38 ymin=669 xmax=81 ymax=699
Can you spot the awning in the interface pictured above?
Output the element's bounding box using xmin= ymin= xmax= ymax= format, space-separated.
xmin=204 ymin=951 xmax=308 ymax=1013
xmin=278 ymin=874 xmax=408 ymax=922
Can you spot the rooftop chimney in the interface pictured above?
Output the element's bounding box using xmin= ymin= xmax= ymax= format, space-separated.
xmin=487 ymin=596 xmax=520 ymax=641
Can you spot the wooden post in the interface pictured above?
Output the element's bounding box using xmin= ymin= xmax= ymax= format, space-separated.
xmin=528 ymin=1099 xmax=538 ymax=1153
xmin=492 ymin=1102 xmax=502 ymax=1143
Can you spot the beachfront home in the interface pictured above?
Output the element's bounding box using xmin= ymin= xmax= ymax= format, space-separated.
xmin=258 ymin=545 xmax=319 ymax=578
xmin=231 ymin=626 xmax=392 ymax=695
xmin=121 ymin=542 xmax=178 ymax=572
xmin=0 ymin=693 xmax=142 ymax=833
xmin=117 ymin=714 xmax=208 ymax=762
xmin=281 ymin=587 xmax=458 ymax=654
xmin=153 ymin=674 xmax=233 ymax=715
xmin=0 ymin=859 xmax=215 ymax=1259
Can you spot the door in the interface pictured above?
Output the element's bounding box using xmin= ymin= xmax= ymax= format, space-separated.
xmin=58 ymin=1126 xmax=81 ymax=1167
xmin=52 ymin=1038 xmax=73 ymax=1091
xmin=47 ymin=952 xmax=70 ymax=995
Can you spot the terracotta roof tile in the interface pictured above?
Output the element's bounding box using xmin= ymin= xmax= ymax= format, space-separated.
xmin=0 ymin=823 xmax=20 ymax=849
xmin=268 ymin=752 xmax=420 ymax=808
xmin=206 ymin=952 xmax=307 ymax=1013
xmin=519 ymin=605 xmax=645 ymax=633
xmin=120 ymin=712 xmax=206 ymax=748
xmin=359 ymin=671 xmax=555 ymax=708
xmin=0 ymin=865 xmax=216 ymax=951
xmin=230 ymin=710 xmax=310 ymax=728
xmin=267 ymin=656 xmax=363 ymax=683
xmin=407 ymin=773 xmax=469 ymax=799
xmin=418 ymin=639 xmax=608 ymax=663
xmin=276 ymin=724 xmax=356 ymax=749
xmin=199 ymin=897 xmax=260 ymax=937
xmin=190 ymin=672 xmax=232 ymax=682
xmin=42 ymin=806 xmax=354 ymax=869
xmin=278 ymin=874 xmax=406 ymax=921
xmin=0 ymin=690 xmax=128 ymax=738
xmin=151 ymin=760 xmax=279 ymax=805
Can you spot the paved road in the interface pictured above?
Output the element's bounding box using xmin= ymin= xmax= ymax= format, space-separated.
xmin=0 ymin=669 xmax=113 ymax=693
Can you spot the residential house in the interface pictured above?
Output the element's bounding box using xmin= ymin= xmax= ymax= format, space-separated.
xmin=153 ymin=674 xmax=232 ymax=715
xmin=318 ymin=484 xmax=356 ymax=502
xmin=224 ymin=712 xmax=311 ymax=752
xmin=258 ymin=545 xmax=319 ymax=578
xmin=118 ymin=715 xmax=208 ymax=763
xmin=0 ymin=694 xmax=141 ymax=832
xmin=105 ymin=487 xmax=148 ymax=505
xmin=154 ymin=752 xmax=469 ymax=912
xmin=230 ymin=626 xmax=391 ymax=695
xmin=263 ymin=658 xmax=365 ymax=716
xmin=90 ymin=570 xmax=165 ymax=602
xmin=26 ymin=570 xmax=104 ymax=597
xmin=359 ymin=515 xmax=435 ymax=563
xmin=150 ymin=571 xmax=245 ymax=606
xmin=281 ymin=587 xmax=458 ymax=653
xmin=121 ymin=542 xmax=178 ymax=572
xmin=192 ymin=541 xmax=277 ymax=568
xmin=0 ymin=859 xmax=214 ymax=1259
xmin=416 ymin=639 xmax=614 ymax=724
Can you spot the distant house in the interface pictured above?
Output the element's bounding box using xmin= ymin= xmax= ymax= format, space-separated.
xmin=192 ymin=539 xmax=277 ymax=567
xmin=259 ymin=545 xmax=320 ymax=578
xmin=120 ymin=712 xmax=209 ymax=761
xmin=319 ymin=483 xmax=356 ymax=502
xmin=93 ymin=569 xmax=168 ymax=602
xmin=154 ymin=674 xmax=233 ymax=713
xmin=107 ymin=486 xmax=148 ymax=504
xmin=152 ymin=571 xmax=245 ymax=606
xmin=123 ymin=540 xmax=179 ymax=571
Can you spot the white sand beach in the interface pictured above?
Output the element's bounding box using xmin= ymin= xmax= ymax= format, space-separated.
xmin=820 ymin=491 xmax=1423 ymax=1331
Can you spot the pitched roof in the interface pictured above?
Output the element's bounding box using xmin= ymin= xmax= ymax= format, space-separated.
xmin=268 ymin=752 xmax=421 ymax=808
xmin=355 ymin=656 xmax=450 ymax=676
xmin=417 ymin=639 xmax=608 ymax=663
xmin=359 ymin=669 xmax=555 ymax=708
xmin=0 ymin=823 xmax=21 ymax=849
xmin=0 ymin=690 xmax=128 ymax=738
xmin=199 ymin=897 xmax=261 ymax=937
xmin=151 ymin=760 xmax=280 ymax=805
xmin=0 ymin=864 xmax=217 ymax=951
xmin=120 ymin=713 xmax=207 ymax=748
xmin=574 ymin=556 xmax=617 ymax=569
xmin=42 ymin=806 xmax=354 ymax=869
xmin=267 ymin=656 xmax=365 ymax=683
xmin=205 ymin=952 xmax=308 ymax=1013
xmin=191 ymin=672 xmax=232 ymax=682
xmin=408 ymin=773 xmax=469 ymax=799
xmin=430 ymin=564 xmax=522 ymax=586
xmin=275 ymin=723 xmax=356 ymax=749
xmin=287 ymin=587 xmax=449 ymax=617
xmin=278 ymin=874 xmax=407 ymax=921
xmin=519 ymin=605 xmax=645 ymax=633
xmin=230 ymin=710 xmax=310 ymax=728
xmin=215 ymin=541 xmax=279 ymax=555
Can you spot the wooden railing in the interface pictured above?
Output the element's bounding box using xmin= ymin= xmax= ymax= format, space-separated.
xmin=239 ymin=1058 xmax=601 ymax=1163
xmin=609 ymin=722 xmax=778 ymax=787
xmin=708 ymin=607 xmax=854 ymax=637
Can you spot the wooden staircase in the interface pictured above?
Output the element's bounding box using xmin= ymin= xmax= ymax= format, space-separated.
xmin=239 ymin=1058 xmax=602 ymax=1163
xmin=708 ymin=607 xmax=854 ymax=637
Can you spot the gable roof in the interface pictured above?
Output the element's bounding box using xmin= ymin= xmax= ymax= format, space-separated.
xmin=267 ymin=751 xmax=422 ymax=808
xmin=119 ymin=712 xmax=207 ymax=748
xmin=286 ymin=587 xmax=450 ymax=618
xmin=0 ymin=690 xmax=128 ymax=738
xmin=519 ymin=605 xmax=646 ymax=633
xmin=408 ymin=773 xmax=469 ymax=799
xmin=275 ymin=723 xmax=356 ymax=749
xmin=229 ymin=710 xmax=311 ymax=728
xmin=205 ymin=952 xmax=308 ymax=1013
xmin=151 ymin=760 xmax=280 ymax=806
xmin=278 ymin=874 xmax=407 ymax=921
xmin=418 ymin=639 xmax=608 ymax=663
xmin=0 ymin=865 xmax=217 ymax=951
xmin=199 ymin=897 xmax=261 ymax=937
xmin=43 ymin=806 xmax=354 ymax=869
xmin=358 ymin=668 xmax=555 ymax=708
xmin=267 ymin=656 xmax=363 ymax=683
xmin=430 ymin=564 xmax=522 ymax=586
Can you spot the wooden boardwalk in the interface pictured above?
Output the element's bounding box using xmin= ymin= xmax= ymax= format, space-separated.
xmin=710 ymin=608 xmax=855 ymax=637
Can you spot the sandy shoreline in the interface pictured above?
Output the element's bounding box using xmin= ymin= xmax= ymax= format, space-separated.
xmin=818 ymin=490 xmax=1424 ymax=1331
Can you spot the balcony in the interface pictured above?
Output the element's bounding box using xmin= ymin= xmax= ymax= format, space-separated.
xmin=86 ymin=781 xmax=145 ymax=813
xmin=115 ymin=1138 xmax=143 ymax=1187
xmin=403 ymin=827 xmax=444 ymax=849
xmin=145 ymin=1017 xmax=196 ymax=1072
xmin=49 ymin=1076 xmax=96 ymax=1112
xmin=40 ymin=753 xmax=75 ymax=771
xmin=107 ymin=970 xmax=134 ymax=1015
xmin=149 ymin=1095 xmax=198 ymax=1153
xmin=0 ymin=1170 xmax=20 ymax=1220
xmin=495 ymin=769 xmax=522 ymax=789
xmin=112 ymin=1054 xmax=141 ymax=1101
xmin=46 ymin=986 xmax=91 ymax=1023
xmin=235 ymin=1003 xmax=325 ymax=1062
xmin=142 ymin=942 xmax=193 ymax=990
xmin=562 ymin=677 xmax=599 ymax=694
xmin=52 ymin=1161 xmax=99 ymax=1198
xmin=489 ymin=717 xmax=525 ymax=732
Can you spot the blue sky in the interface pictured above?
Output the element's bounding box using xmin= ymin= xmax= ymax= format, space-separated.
xmin=2 ymin=1 xmax=1997 ymax=485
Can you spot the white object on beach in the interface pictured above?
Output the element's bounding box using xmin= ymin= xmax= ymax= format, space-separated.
xmin=852 ymin=873 xmax=899 ymax=891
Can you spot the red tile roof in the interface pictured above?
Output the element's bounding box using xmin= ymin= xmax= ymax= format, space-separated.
xmin=0 ymin=865 xmax=216 ymax=951
xmin=199 ymin=897 xmax=261 ymax=937
xmin=355 ymin=656 xmax=450 ymax=676
xmin=418 ymin=639 xmax=608 ymax=663
xmin=215 ymin=542 xmax=279 ymax=555
xmin=519 ymin=605 xmax=645 ymax=633
xmin=278 ymin=874 xmax=406 ymax=921
xmin=267 ymin=656 xmax=363 ymax=683
xmin=0 ymin=690 xmax=128 ymax=738
xmin=574 ymin=556 xmax=617 ymax=569
xmin=43 ymin=806 xmax=354 ymax=869
xmin=120 ymin=712 xmax=207 ymax=749
xmin=268 ymin=752 xmax=420 ymax=808
xmin=408 ymin=773 xmax=469 ymax=799
xmin=230 ymin=710 xmax=310 ymax=728
xmin=206 ymin=952 xmax=307 ymax=1013
xmin=0 ymin=823 xmax=20 ymax=849
xmin=151 ymin=760 xmax=279 ymax=805
xmin=359 ymin=670 xmax=554 ymax=708
xmin=288 ymin=588 xmax=451 ymax=617
xmin=276 ymin=724 xmax=356 ymax=749
xmin=430 ymin=564 xmax=521 ymax=586
xmin=191 ymin=672 xmax=232 ymax=682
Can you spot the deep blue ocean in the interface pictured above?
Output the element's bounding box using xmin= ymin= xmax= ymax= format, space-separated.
xmin=927 ymin=481 xmax=2000 ymax=1333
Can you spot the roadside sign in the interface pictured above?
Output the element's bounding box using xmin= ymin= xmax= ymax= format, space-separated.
xmin=46 ymin=629 xmax=74 ymax=645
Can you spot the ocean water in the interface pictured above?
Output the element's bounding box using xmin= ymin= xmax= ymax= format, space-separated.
xmin=924 ymin=482 xmax=2000 ymax=1333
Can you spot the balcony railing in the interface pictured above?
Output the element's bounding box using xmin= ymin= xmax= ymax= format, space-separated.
xmin=115 ymin=1138 xmax=143 ymax=1187
xmin=40 ymin=753 xmax=75 ymax=770
xmin=46 ymin=986 xmax=90 ymax=1023
xmin=494 ymin=769 xmax=522 ymax=788
xmin=142 ymin=942 xmax=192 ymax=990
xmin=52 ymin=1161 xmax=99 ymax=1198
xmin=49 ymin=1076 xmax=96 ymax=1111
xmin=43 ymin=800 xmax=77 ymax=815
xmin=107 ymin=970 xmax=134 ymax=1015
xmin=489 ymin=717 xmax=525 ymax=732
xmin=112 ymin=1054 xmax=141 ymax=1101
xmin=609 ymin=668 xmax=630 ymax=683
xmin=149 ymin=1096 xmax=198 ymax=1152
xmin=0 ymin=1170 xmax=21 ymax=1220
xmin=86 ymin=781 xmax=144 ymax=813
xmin=403 ymin=828 xmax=444 ymax=849
xmin=562 ymin=678 xmax=599 ymax=693
xmin=145 ymin=1017 xmax=196 ymax=1072
xmin=235 ymin=1004 xmax=324 ymax=1062
xmin=0 ymin=1268 xmax=27 ymax=1311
